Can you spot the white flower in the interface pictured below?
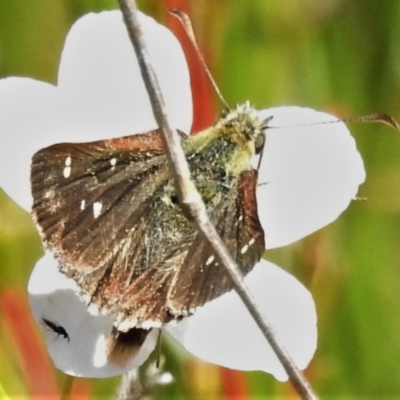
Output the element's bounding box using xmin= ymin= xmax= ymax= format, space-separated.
xmin=0 ymin=11 xmax=365 ymax=381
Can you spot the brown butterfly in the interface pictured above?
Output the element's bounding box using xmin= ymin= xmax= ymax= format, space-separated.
xmin=31 ymin=102 xmax=267 ymax=336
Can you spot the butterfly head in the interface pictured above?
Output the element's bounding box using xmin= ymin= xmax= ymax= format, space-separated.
xmin=215 ymin=101 xmax=269 ymax=156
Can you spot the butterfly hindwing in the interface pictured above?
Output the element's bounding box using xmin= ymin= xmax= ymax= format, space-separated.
xmin=166 ymin=170 xmax=265 ymax=315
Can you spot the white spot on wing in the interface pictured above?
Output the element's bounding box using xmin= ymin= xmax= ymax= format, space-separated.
xmin=241 ymin=238 xmax=256 ymax=254
xmin=63 ymin=156 xmax=72 ymax=178
xmin=93 ymin=202 xmax=102 ymax=218
xmin=63 ymin=166 xmax=71 ymax=178
xmin=80 ymin=200 xmax=86 ymax=210
xmin=110 ymin=158 xmax=117 ymax=170
xmin=206 ymin=255 xmax=214 ymax=266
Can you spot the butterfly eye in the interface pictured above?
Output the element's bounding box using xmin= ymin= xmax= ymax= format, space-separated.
xmin=42 ymin=318 xmax=70 ymax=341
xmin=254 ymin=133 xmax=265 ymax=155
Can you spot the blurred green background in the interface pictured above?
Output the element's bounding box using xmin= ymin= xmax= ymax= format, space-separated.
xmin=1 ymin=0 xmax=400 ymax=398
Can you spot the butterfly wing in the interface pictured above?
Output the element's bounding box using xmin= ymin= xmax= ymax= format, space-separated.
xmin=31 ymin=131 xmax=170 ymax=294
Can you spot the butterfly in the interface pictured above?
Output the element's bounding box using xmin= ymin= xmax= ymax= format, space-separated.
xmin=30 ymin=101 xmax=267 ymax=335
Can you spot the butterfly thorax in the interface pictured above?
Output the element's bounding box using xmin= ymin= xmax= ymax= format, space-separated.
xmin=183 ymin=102 xmax=264 ymax=178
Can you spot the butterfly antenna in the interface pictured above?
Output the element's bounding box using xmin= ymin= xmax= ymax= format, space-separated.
xmin=267 ymin=113 xmax=399 ymax=130
xmin=342 ymin=113 xmax=399 ymax=129
xmin=169 ymin=9 xmax=230 ymax=110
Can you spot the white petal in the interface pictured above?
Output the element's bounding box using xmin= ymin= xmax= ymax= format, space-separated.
xmin=0 ymin=11 xmax=192 ymax=211
xmin=0 ymin=78 xmax=63 ymax=210
xmin=256 ymin=106 xmax=365 ymax=248
xmin=28 ymin=253 xmax=158 ymax=378
xmin=166 ymin=260 xmax=317 ymax=381
xmin=58 ymin=11 xmax=192 ymax=137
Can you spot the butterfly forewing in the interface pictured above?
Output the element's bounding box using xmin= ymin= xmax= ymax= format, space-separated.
xmin=31 ymin=131 xmax=167 ymax=284
xmin=31 ymin=129 xmax=265 ymax=328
